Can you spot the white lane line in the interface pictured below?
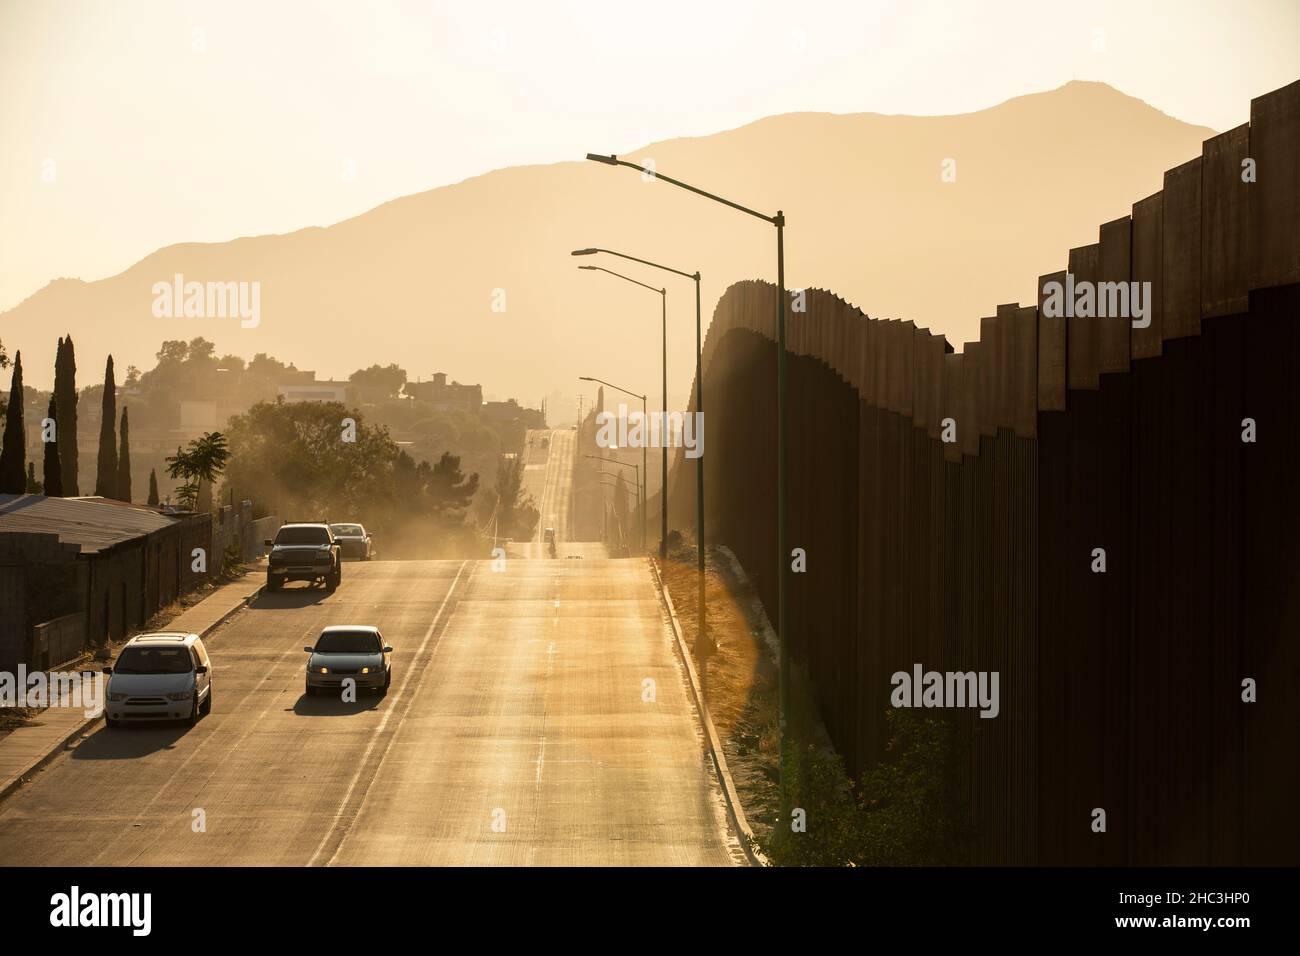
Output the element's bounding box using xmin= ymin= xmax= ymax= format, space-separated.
xmin=96 ymin=620 xmax=324 ymax=866
xmin=534 ymin=641 xmax=556 ymax=793
xmin=309 ymin=560 xmax=469 ymax=867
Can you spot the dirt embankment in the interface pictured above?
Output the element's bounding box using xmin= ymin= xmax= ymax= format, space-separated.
xmin=657 ymin=545 xmax=782 ymax=846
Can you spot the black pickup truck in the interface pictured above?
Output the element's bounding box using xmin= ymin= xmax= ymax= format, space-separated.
xmin=265 ymin=523 xmax=342 ymax=592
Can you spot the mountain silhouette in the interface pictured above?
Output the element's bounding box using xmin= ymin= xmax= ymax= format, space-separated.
xmin=2 ymin=81 xmax=1214 ymax=407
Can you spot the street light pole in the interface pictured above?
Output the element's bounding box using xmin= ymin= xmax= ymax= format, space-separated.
xmin=583 ymin=152 xmax=790 ymax=813
xmin=597 ymin=475 xmax=632 ymax=551
xmin=579 ymin=376 xmax=647 ymax=553
xmin=586 ymin=454 xmax=640 ymax=554
xmin=576 ymin=264 xmax=668 ymax=558
xmin=573 ymin=246 xmax=708 ymax=702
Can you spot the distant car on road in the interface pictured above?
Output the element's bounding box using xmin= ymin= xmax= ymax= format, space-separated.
xmin=329 ymin=523 xmax=373 ymax=561
xmin=304 ymin=626 xmax=392 ymax=697
xmin=266 ymin=523 xmax=342 ymax=592
xmin=103 ymin=632 xmax=212 ymax=727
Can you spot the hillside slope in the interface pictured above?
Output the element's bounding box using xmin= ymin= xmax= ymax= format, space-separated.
xmin=1 ymin=81 xmax=1214 ymax=406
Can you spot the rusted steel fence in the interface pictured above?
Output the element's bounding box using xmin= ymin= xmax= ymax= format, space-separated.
xmin=663 ymin=80 xmax=1300 ymax=864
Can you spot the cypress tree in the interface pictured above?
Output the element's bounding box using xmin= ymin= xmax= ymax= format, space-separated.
xmin=94 ymin=355 xmax=117 ymax=497
xmin=0 ymin=351 xmax=27 ymax=493
xmin=147 ymin=467 xmax=159 ymax=506
xmin=116 ymin=407 xmax=132 ymax=502
xmin=55 ymin=335 xmax=80 ymax=496
xmin=42 ymin=396 xmax=62 ymax=497
xmin=25 ymin=461 xmax=40 ymax=493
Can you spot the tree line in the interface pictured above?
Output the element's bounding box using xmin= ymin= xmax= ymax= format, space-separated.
xmin=0 ymin=335 xmax=540 ymax=558
xmin=0 ymin=335 xmax=155 ymax=502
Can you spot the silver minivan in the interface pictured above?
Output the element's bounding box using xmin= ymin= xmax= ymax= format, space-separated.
xmin=103 ymin=632 xmax=213 ymax=727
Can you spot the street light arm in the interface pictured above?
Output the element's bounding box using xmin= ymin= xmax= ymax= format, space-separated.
xmin=578 ymin=264 xmax=664 ymax=296
xmin=573 ymin=247 xmax=697 ymax=282
xmin=585 ymin=454 xmax=638 ymax=476
xmin=578 ymin=375 xmax=646 ymax=404
xmin=585 ymin=153 xmax=778 ymax=226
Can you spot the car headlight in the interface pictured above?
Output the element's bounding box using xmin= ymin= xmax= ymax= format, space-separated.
xmin=360 ymin=666 xmax=371 ymax=674
xmin=108 ymin=693 xmax=127 ymax=702
xmin=165 ymin=691 xmax=192 ymax=701
xmin=314 ymin=666 xmax=329 ymax=674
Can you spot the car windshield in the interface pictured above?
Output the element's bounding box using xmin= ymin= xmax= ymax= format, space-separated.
xmin=275 ymin=527 xmax=329 ymax=545
xmin=114 ymin=646 xmax=193 ymax=675
xmin=330 ymin=524 xmax=363 ymax=536
xmin=315 ymin=632 xmax=380 ymax=654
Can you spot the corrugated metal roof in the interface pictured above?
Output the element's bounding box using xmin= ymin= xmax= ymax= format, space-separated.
xmin=0 ymin=494 xmax=177 ymax=554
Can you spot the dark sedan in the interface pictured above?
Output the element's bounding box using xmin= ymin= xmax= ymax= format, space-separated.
xmin=329 ymin=523 xmax=373 ymax=560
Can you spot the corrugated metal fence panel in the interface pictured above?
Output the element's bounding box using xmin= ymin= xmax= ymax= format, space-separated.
xmin=1201 ymin=124 xmax=1252 ymax=318
xmin=1067 ymin=243 xmax=1101 ymax=389
xmin=1098 ymin=216 xmax=1132 ymax=375
xmin=1012 ymin=305 xmax=1038 ymax=439
xmin=1162 ymin=156 xmax=1203 ymax=340
xmin=1130 ymin=192 xmax=1165 ymax=358
xmin=1248 ymin=80 xmax=1300 ymax=290
xmin=1037 ymin=270 xmax=1068 ymax=411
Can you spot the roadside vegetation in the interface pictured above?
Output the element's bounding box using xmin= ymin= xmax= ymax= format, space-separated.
xmin=472 ymin=454 xmax=540 ymax=545
xmin=659 ymin=539 xmax=974 ymax=866
xmin=222 ymin=399 xmax=497 ymax=558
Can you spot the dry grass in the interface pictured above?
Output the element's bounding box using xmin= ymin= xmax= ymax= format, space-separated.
xmin=658 ymin=544 xmax=782 ymax=844
xmin=0 ymin=706 xmax=42 ymax=738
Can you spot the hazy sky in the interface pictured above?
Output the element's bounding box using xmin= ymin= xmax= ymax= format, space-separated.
xmin=2 ymin=0 xmax=1298 ymax=313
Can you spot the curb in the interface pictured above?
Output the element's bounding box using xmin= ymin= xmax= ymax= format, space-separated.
xmin=648 ymin=556 xmax=770 ymax=868
xmin=0 ymin=579 xmax=265 ymax=804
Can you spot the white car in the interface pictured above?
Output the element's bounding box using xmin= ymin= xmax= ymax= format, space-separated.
xmin=103 ymin=632 xmax=212 ymax=727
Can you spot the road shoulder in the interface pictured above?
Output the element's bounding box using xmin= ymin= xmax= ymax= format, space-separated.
xmin=649 ymin=556 xmax=768 ymax=866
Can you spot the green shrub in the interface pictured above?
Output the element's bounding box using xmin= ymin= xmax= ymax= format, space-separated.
xmin=221 ymin=542 xmax=244 ymax=577
xmin=759 ymin=710 xmax=972 ymax=866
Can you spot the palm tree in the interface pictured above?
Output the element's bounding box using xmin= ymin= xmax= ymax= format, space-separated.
xmin=165 ymin=431 xmax=230 ymax=512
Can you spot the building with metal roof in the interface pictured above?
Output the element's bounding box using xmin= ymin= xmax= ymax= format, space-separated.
xmin=0 ymin=494 xmax=175 ymax=554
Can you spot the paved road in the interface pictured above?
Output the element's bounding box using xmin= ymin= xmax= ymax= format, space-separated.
xmin=0 ymin=560 xmax=738 ymax=865
xmin=516 ymin=427 xmax=607 ymax=560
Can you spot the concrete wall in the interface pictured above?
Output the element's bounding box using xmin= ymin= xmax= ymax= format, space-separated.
xmin=0 ymin=501 xmax=277 ymax=673
xmin=0 ymin=532 xmax=85 ymax=674
xmin=33 ymin=613 xmax=87 ymax=670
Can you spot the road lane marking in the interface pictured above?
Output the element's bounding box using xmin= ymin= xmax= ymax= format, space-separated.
xmin=311 ymin=559 xmax=470 ymax=866
xmin=91 ymin=616 xmax=328 ymax=866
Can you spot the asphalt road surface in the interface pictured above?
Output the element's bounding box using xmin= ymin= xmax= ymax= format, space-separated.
xmin=0 ymin=559 xmax=739 ymax=866
xmin=516 ymin=427 xmax=607 ymax=559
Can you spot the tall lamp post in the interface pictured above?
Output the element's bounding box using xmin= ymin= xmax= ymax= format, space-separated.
xmin=594 ymin=465 xmax=638 ymax=555
xmin=585 ymin=454 xmax=642 ymax=553
xmin=579 ymin=376 xmax=647 ymax=553
xmin=584 ymin=151 xmax=790 ymax=811
xmin=572 ymin=248 xmax=711 ymax=700
xmin=576 ymin=264 xmax=669 ymax=559
xmin=597 ymin=475 xmax=635 ymax=551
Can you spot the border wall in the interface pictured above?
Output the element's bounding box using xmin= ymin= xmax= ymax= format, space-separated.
xmin=664 ymin=79 xmax=1300 ymax=865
